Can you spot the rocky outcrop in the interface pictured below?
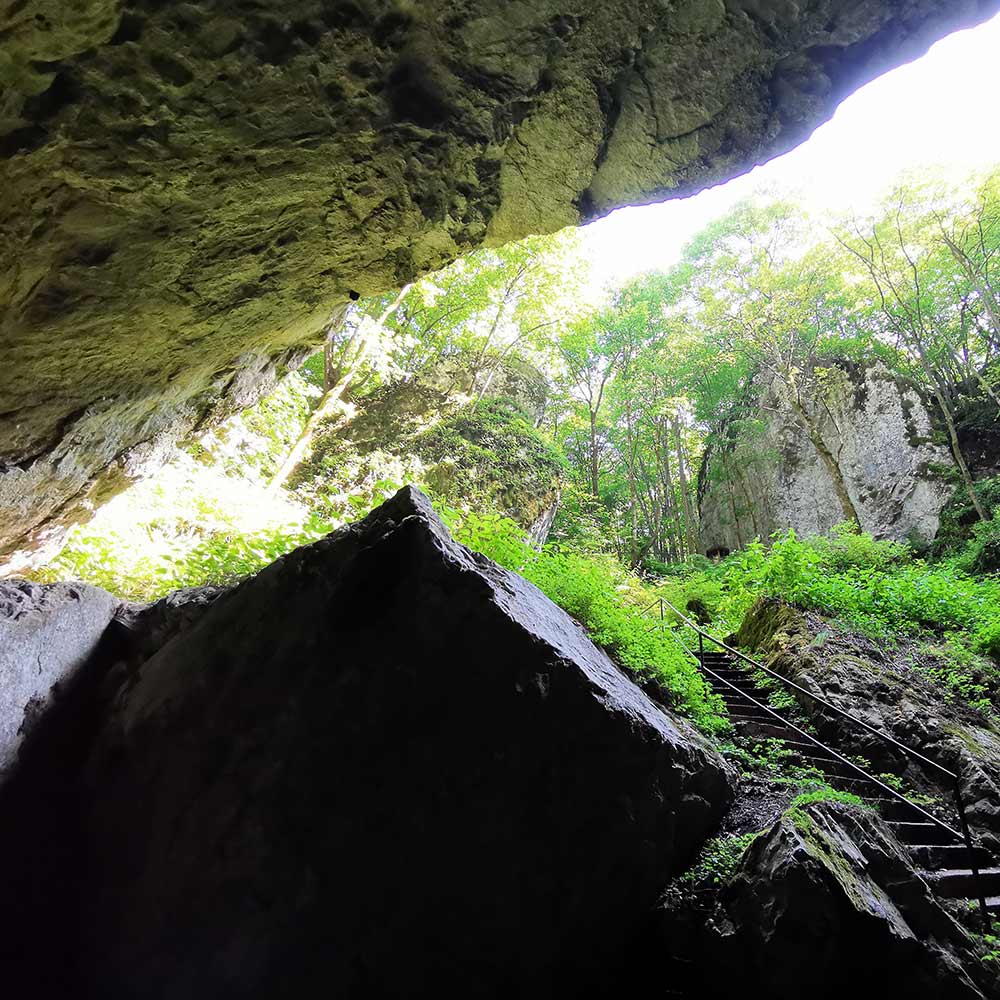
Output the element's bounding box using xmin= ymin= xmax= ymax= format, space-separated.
xmin=291 ymin=354 xmax=564 ymax=535
xmin=4 ymin=2 xmax=999 ymax=557
xmin=0 ymin=579 xmax=119 ymax=780
xmin=699 ymin=360 xmax=956 ymax=553
xmin=737 ymin=598 xmax=1000 ymax=851
xmin=0 ymin=486 xmax=733 ymax=996
xmin=664 ymin=800 xmax=993 ymax=999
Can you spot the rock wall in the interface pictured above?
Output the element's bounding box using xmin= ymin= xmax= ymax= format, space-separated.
xmin=699 ymin=360 xmax=956 ymax=552
xmin=0 ymin=579 xmax=119 ymax=779
xmin=3 ymin=0 xmax=999 ymax=555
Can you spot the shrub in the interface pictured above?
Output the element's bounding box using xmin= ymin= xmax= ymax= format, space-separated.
xmin=450 ymin=509 xmax=728 ymax=733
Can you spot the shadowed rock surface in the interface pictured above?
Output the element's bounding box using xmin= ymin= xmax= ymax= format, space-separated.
xmin=0 ymin=486 xmax=733 ymax=997
xmin=663 ymin=800 xmax=994 ymax=999
xmin=4 ymin=0 xmax=1000 ymax=556
xmin=0 ymin=579 xmax=119 ymax=779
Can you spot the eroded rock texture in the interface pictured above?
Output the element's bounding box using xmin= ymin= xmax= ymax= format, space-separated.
xmin=699 ymin=360 xmax=956 ymax=553
xmin=0 ymin=486 xmax=733 ymax=996
xmin=3 ymin=1 xmax=999 ymax=556
xmin=665 ymin=800 xmax=993 ymax=999
xmin=0 ymin=578 xmax=118 ymax=778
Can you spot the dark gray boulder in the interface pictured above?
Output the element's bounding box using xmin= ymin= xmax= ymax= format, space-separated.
xmin=0 ymin=578 xmax=119 ymax=781
xmin=664 ymin=801 xmax=994 ymax=999
xmin=64 ymin=486 xmax=732 ymax=998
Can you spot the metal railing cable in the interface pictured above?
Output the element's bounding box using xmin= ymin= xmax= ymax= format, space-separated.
xmin=640 ymin=595 xmax=991 ymax=926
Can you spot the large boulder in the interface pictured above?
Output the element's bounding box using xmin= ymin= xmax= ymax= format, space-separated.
xmin=669 ymin=801 xmax=992 ymax=999
xmin=1 ymin=486 xmax=732 ymax=996
xmin=4 ymin=1 xmax=1000 ymax=557
xmin=0 ymin=578 xmax=119 ymax=780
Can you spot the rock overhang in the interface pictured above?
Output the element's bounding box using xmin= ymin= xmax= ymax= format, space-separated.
xmin=3 ymin=0 xmax=1000 ymax=557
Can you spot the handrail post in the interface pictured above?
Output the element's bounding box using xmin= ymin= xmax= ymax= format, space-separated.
xmin=954 ymin=780 xmax=991 ymax=930
xmin=698 ymin=630 xmax=704 ymax=663
xmin=659 ymin=598 xmax=664 ymax=621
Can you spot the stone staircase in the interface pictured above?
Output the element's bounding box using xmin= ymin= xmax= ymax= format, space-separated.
xmin=699 ymin=648 xmax=1000 ymax=918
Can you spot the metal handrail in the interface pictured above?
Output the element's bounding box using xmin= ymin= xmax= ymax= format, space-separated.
xmin=641 ymin=595 xmax=991 ymax=927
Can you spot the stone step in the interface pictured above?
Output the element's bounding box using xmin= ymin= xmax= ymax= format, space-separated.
xmin=871 ymin=798 xmax=926 ymax=822
xmin=921 ymin=867 xmax=1000 ymax=899
xmin=825 ymin=773 xmax=882 ymax=794
xmin=793 ymin=753 xmax=865 ymax=778
xmin=908 ymin=844 xmax=993 ymax=869
xmin=731 ymin=719 xmax=799 ymax=740
xmin=888 ymin=821 xmax=957 ymax=846
xmin=728 ymin=709 xmax=785 ymax=725
xmin=988 ymin=896 xmax=1000 ymax=912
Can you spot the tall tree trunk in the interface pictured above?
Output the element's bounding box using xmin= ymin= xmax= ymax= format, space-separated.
xmin=930 ymin=381 xmax=988 ymax=520
xmin=659 ymin=424 xmax=682 ymax=561
xmin=589 ymin=409 xmax=600 ymax=499
xmin=671 ymin=414 xmax=698 ymax=556
xmin=720 ymin=452 xmax=746 ymax=551
xmin=910 ymin=344 xmax=989 ymax=521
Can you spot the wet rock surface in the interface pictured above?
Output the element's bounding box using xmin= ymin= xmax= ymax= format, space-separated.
xmin=0 ymin=486 xmax=733 ymax=997
xmin=4 ymin=0 xmax=999 ymax=555
xmin=664 ymin=800 xmax=995 ymax=999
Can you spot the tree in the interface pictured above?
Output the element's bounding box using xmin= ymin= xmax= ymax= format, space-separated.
xmin=835 ymin=184 xmax=991 ymax=521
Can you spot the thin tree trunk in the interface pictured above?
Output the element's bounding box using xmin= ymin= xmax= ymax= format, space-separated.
xmin=268 ymin=284 xmax=411 ymax=493
xmin=671 ymin=414 xmax=698 ymax=556
xmin=588 ymin=408 xmax=601 ymax=499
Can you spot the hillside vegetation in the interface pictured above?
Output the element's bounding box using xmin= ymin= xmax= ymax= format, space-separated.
xmin=17 ymin=164 xmax=1000 ymax=732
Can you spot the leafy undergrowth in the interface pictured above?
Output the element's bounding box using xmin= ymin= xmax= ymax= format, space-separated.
xmin=449 ymin=509 xmax=729 ymax=734
xmin=655 ymin=523 xmax=1000 ymax=714
xmin=678 ymin=831 xmax=762 ymax=888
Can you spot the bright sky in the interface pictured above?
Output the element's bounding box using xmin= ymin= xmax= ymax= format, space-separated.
xmin=584 ymin=11 xmax=1000 ymax=290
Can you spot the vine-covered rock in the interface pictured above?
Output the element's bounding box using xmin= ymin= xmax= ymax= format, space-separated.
xmin=292 ymin=355 xmax=564 ymax=536
xmin=4 ymin=0 xmax=998 ymax=556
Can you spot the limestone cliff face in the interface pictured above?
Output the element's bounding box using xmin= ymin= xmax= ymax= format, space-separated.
xmin=3 ymin=0 xmax=998 ymax=556
xmin=699 ymin=361 xmax=956 ymax=552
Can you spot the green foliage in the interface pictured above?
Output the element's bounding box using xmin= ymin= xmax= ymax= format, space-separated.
xmin=956 ymin=515 xmax=1000 ymax=576
xmin=298 ymin=350 xmax=326 ymax=389
xmin=448 ymin=509 xmax=728 ymax=733
xmin=678 ymin=831 xmax=762 ymax=887
xmin=39 ymin=468 xmax=335 ymax=601
xmin=417 ymin=397 xmax=566 ymax=518
xmin=714 ymin=522 xmax=1000 ymax=711
xmin=190 ymin=370 xmax=320 ymax=483
xmin=789 ymin=788 xmax=868 ymax=811
xmin=160 ymin=513 xmax=335 ymax=589
xmin=935 ymin=475 xmax=1000 ymax=560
